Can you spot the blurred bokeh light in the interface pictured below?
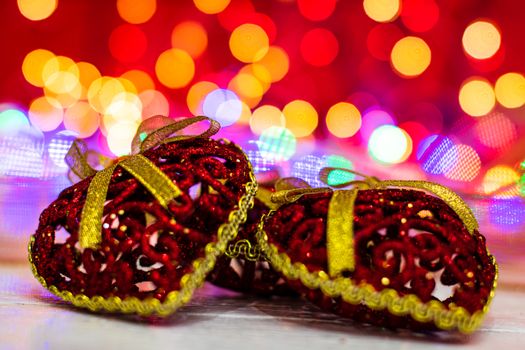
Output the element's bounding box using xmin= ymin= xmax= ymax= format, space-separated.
xmin=0 ymin=0 xmax=524 ymax=253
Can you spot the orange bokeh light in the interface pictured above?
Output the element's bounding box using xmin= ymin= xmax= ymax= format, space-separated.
xmin=171 ymin=21 xmax=208 ymax=59
xmin=116 ymin=0 xmax=156 ymax=24
xmin=187 ymin=81 xmax=219 ymax=116
xmin=64 ymin=101 xmax=100 ymax=138
xmin=155 ymin=49 xmax=195 ymax=89
xmin=139 ymin=90 xmax=170 ymax=119
xmin=229 ymin=23 xmax=269 ymax=63
xmin=22 ymin=49 xmax=55 ymax=87
xmin=28 ymin=96 xmax=64 ymax=132
xmin=18 ymin=0 xmax=57 ymax=21
xmin=193 ymin=0 xmax=230 ymax=14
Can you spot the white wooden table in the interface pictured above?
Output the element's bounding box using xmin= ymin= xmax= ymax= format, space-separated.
xmin=1 ymin=263 xmax=524 ymax=350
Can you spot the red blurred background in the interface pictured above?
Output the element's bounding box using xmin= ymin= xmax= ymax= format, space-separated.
xmin=0 ymin=0 xmax=524 ymax=261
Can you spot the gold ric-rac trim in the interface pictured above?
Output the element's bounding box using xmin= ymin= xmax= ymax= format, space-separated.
xmin=28 ymin=177 xmax=257 ymax=317
xmin=225 ymin=239 xmax=262 ymax=262
xmin=256 ymin=214 xmax=498 ymax=334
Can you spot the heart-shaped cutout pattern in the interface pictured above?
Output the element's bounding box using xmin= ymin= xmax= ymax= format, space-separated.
xmin=257 ymin=187 xmax=497 ymax=333
xmin=30 ymin=137 xmax=256 ymax=316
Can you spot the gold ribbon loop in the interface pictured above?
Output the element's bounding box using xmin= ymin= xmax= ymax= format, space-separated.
xmin=270 ymin=177 xmax=331 ymax=205
xmin=270 ymin=187 xmax=330 ymax=205
xmin=132 ymin=115 xmax=220 ymax=154
xmin=65 ymin=140 xmax=97 ymax=179
xmin=319 ymin=167 xmax=381 ymax=189
xmin=275 ymin=177 xmax=311 ymax=191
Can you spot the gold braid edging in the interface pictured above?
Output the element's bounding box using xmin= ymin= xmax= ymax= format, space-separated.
xmin=28 ymin=174 xmax=257 ymax=317
xmin=256 ymin=213 xmax=498 ymax=334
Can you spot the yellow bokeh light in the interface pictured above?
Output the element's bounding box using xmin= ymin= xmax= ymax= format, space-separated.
xmin=282 ymin=100 xmax=318 ymax=137
xmin=187 ymin=81 xmax=219 ymax=116
xmin=76 ymin=62 xmax=101 ymax=99
xmin=155 ymin=49 xmax=195 ymax=89
xmin=107 ymin=121 xmax=140 ymax=156
xmin=42 ymin=56 xmax=78 ymax=87
xmin=44 ymin=73 xmax=82 ymax=108
xmin=483 ymin=165 xmax=519 ymax=198
xmin=103 ymin=93 xmax=142 ymax=136
xmin=399 ymin=128 xmax=413 ymax=163
xmin=117 ymin=77 xmax=138 ymax=95
xmin=193 ymin=0 xmax=230 ymax=14
xmin=255 ymin=46 xmax=290 ymax=83
xmin=228 ymin=73 xmax=264 ymax=108
xmin=22 ymin=49 xmax=55 ymax=87
xmin=87 ymin=77 xmax=127 ymax=113
xmin=229 ymin=24 xmax=269 ymax=63
xmin=44 ymin=70 xmax=80 ymax=95
xmin=18 ymin=0 xmax=57 ymax=21
xmin=495 ymin=72 xmax=525 ymax=109
xmin=363 ymin=0 xmax=400 ymax=23
xmin=64 ymin=101 xmax=100 ymax=138
xmin=139 ymin=90 xmax=170 ymax=119
xmin=105 ymin=92 xmax=142 ymax=122
xmin=250 ymin=105 xmax=285 ymax=135
xmin=171 ymin=21 xmax=208 ymax=59
xmin=391 ymin=36 xmax=431 ymax=78
xmin=240 ymin=64 xmax=271 ymax=93
xmin=28 ymin=96 xmax=63 ymax=132
xmin=116 ymin=0 xmax=156 ymax=24
xmin=462 ymin=21 xmax=501 ymax=60
xmin=326 ymin=102 xmax=362 ymax=138
xmin=459 ymin=78 xmax=495 ymax=117
xmin=40 ymin=56 xmax=82 ymax=108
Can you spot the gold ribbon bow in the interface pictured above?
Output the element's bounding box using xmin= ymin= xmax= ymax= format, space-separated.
xmin=65 ymin=115 xmax=220 ymax=249
xmin=267 ymin=167 xmax=479 ymax=278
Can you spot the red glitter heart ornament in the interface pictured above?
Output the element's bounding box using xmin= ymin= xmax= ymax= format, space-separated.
xmin=256 ymin=170 xmax=497 ymax=333
xmin=29 ymin=116 xmax=257 ymax=316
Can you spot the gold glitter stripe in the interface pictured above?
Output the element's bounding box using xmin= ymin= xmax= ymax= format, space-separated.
xmin=381 ymin=180 xmax=479 ymax=234
xmin=119 ymin=155 xmax=182 ymax=209
xmin=327 ymin=189 xmax=358 ymax=277
xmin=79 ymin=164 xmax=117 ymax=249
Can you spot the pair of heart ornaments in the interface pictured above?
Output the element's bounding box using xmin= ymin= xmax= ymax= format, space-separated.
xmin=29 ymin=116 xmax=497 ymax=334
